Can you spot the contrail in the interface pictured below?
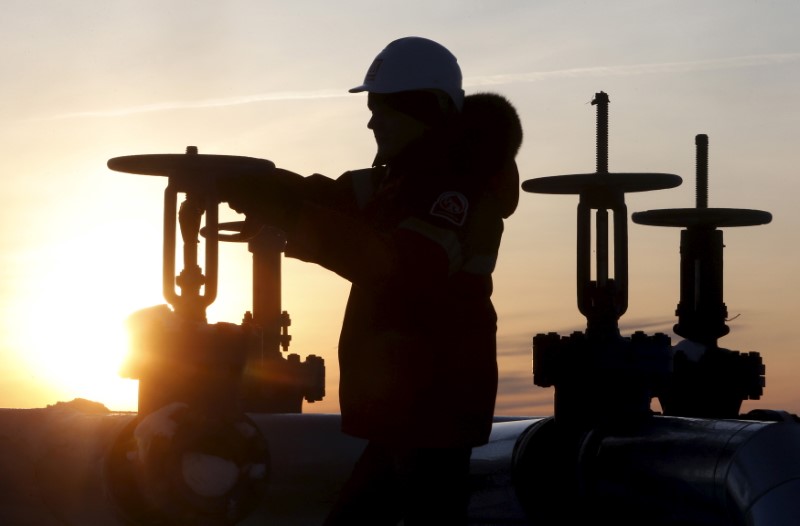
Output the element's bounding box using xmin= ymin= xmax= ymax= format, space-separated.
xmin=48 ymin=88 xmax=347 ymax=119
xmin=466 ymin=52 xmax=800 ymax=87
xmin=48 ymin=53 xmax=800 ymax=120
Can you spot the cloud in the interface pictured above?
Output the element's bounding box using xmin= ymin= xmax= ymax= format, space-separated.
xmin=618 ymin=316 xmax=676 ymax=335
xmin=45 ymin=53 xmax=800 ymax=120
xmin=465 ymin=53 xmax=800 ymax=88
xmin=496 ymin=370 xmax=553 ymax=416
xmin=46 ymin=89 xmax=347 ymax=120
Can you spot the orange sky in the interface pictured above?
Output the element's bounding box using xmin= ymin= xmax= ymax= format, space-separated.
xmin=1 ymin=1 xmax=798 ymax=417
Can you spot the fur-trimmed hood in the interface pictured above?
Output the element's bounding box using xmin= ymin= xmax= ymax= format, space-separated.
xmin=458 ymin=92 xmax=523 ymax=219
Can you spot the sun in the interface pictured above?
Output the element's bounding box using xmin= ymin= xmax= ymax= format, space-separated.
xmin=14 ymin=224 xmax=165 ymax=412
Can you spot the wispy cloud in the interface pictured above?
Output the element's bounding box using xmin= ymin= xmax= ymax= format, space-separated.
xmin=47 ymin=88 xmax=347 ymax=120
xmin=496 ymin=370 xmax=554 ymax=416
xmin=47 ymin=53 xmax=800 ymax=120
xmin=465 ymin=52 xmax=800 ymax=87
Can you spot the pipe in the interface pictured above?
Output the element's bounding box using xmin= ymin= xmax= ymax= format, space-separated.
xmin=513 ymin=416 xmax=800 ymax=525
xmin=0 ymin=406 xmax=539 ymax=525
xmin=2 ymin=406 xmax=798 ymax=525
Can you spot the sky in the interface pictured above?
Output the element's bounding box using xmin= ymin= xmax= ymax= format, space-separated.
xmin=0 ymin=0 xmax=798 ymax=418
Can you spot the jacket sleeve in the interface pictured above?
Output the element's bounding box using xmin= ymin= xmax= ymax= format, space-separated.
xmin=283 ymin=175 xmax=503 ymax=294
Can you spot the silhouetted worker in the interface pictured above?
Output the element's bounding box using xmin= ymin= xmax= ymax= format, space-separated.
xmin=219 ymin=36 xmax=523 ymax=525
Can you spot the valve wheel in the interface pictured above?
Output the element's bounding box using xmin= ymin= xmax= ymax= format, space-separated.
xmin=522 ymin=172 xmax=682 ymax=195
xmin=107 ymin=152 xmax=275 ymax=178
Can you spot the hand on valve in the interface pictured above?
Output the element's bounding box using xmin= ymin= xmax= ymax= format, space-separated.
xmin=216 ymin=167 xmax=303 ymax=231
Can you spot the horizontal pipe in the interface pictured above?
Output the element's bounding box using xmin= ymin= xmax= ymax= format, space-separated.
xmin=513 ymin=415 xmax=800 ymax=525
xmin=2 ymin=406 xmax=799 ymax=525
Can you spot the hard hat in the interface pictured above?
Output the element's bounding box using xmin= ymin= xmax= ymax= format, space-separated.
xmin=349 ymin=36 xmax=465 ymax=111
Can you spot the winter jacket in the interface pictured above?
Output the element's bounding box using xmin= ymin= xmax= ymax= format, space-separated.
xmin=278 ymin=92 xmax=522 ymax=447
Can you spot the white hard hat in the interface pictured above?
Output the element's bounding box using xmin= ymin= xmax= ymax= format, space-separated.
xmin=349 ymin=36 xmax=465 ymax=111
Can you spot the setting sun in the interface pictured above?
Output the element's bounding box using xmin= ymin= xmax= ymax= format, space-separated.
xmin=8 ymin=224 xmax=161 ymax=411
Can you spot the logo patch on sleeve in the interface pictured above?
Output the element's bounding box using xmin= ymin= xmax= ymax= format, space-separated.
xmin=430 ymin=191 xmax=469 ymax=226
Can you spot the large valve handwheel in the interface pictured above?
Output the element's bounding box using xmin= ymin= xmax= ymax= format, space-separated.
xmin=107 ymin=152 xmax=275 ymax=178
xmin=522 ymin=172 xmax=682 ymax=195
xmin=632 ymin=208 xmax=772 ymax=228
xmin=107 ymin=148 xmax=276 ymax=319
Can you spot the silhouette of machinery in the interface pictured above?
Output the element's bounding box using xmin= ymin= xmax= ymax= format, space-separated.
xmin=633 ymin=134 xmax=770 ymax=419
xmin=103 ymin=147 xmax=324 ymax=525
xmin=511 ymin=93 xmax=798 ymax=526
xmin=523 ymin=92 xmax=681 ymax=428
xmin=108 ymin=146 xmax=324 ymax=415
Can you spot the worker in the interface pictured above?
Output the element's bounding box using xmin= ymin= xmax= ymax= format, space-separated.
xmin=219 ymin=36 xmax=523 ymax=525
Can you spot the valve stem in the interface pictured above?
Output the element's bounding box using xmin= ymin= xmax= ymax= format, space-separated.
xmin=592 ymin=92 xmax=610 ymax=175
xmin=695 ymin=134 xmax=709 ymax=209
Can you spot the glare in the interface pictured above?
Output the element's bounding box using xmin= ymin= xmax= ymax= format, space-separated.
xmin=13 ymin=225 xmax=162 ymax=412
